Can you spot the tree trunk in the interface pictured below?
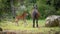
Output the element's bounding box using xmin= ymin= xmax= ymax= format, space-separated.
xmin=10 ymin=0 xmax=16 ymax=18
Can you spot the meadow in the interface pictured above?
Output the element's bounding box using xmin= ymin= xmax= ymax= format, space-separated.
xmin=0 ymin=20 xmax=60 ymax=34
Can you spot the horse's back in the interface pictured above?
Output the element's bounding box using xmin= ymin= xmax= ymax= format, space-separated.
xmin=32 ymin=9 xmax=40 ymax=19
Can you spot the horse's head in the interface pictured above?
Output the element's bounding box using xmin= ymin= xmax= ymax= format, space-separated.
xmin=23 ymin=11 xmax=29 ymax=16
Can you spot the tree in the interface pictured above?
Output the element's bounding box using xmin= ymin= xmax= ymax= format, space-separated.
xmin=46 ymin=0 xmax=52 ymax=5
xmin=10 ymin=0 xmax=16 ymax=18
xmin=53 ymin=0 xmax=60 ymax=10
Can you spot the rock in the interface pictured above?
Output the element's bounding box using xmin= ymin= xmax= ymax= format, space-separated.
xmin=45 ymin=15 xmax=60 ymax=27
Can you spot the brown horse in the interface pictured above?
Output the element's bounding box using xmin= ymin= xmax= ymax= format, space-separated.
xmin=15 ymin=11 xmax=28 ymax=26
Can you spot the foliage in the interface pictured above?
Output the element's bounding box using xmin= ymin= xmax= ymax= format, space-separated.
xmin=0 ymin=0 xmax=60 ymax=21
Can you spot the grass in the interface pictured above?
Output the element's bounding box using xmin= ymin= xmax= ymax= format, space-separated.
xmin=0 ymin=20 xmax=60 ymax=34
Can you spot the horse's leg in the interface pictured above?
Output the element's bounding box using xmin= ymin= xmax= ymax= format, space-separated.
xmin=33 ymin=18 xmax=35 ymax=28
xmin=15 ymin=19 xmax=19 ymax=26
xmin=23 ymin=19 xmax=27 ymax=26
xmin=36 ymin=18 xmax=38 ymax=27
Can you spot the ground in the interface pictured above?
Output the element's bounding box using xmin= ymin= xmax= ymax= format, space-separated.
xmin=0 ymin=20 xmax=60 ymax=34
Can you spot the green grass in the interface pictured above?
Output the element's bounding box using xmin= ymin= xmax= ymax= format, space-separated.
xmin=0 ymin=20 xmax=60 ymax=34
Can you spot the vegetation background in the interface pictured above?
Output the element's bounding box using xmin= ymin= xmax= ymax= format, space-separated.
xmin=0 ymin=0 xmax=60 ymax=21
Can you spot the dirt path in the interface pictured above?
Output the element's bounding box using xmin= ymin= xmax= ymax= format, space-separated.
xmin=0 ymin=29 xmax=60 ymax=34
xmin=0 ymin=30 xmax=44 ymax=34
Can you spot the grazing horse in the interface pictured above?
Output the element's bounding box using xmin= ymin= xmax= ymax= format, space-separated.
xmin=15 ymin=11 xmax=28 ymax=26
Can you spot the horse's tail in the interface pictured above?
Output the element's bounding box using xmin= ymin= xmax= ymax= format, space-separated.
xmin=36 ymin=12 xmax=40 ymax=19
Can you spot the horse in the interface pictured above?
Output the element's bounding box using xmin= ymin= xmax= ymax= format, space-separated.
xmin=31 ymin=8 xmax=40 ymax=28
xmin=15 ymin=11 xmax=28 ymax=26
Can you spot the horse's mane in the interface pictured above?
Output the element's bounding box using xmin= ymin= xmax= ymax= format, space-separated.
xmin=22 ymin=11 xmax=27 ymax=16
